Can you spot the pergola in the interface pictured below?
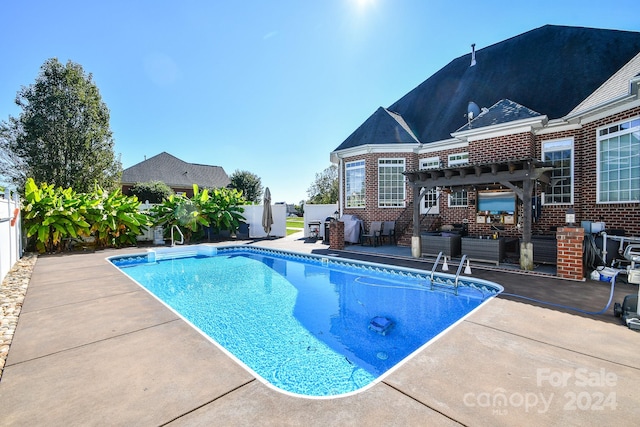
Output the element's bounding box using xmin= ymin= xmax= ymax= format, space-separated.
xmin=403 ymin=158 xmax=553 ymax=270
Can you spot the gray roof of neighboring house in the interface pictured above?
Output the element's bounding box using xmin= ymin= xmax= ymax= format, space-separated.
xmin=121 ymin=152 xmax=230 ymax=188
xmin=333 ymin=25 xmax=640 ymax=152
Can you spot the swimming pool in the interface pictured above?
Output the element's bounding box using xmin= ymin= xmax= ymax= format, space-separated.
xmin=109 ymin=245 xmax=503 ymax=397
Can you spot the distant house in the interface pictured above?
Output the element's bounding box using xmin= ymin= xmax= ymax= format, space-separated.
xmin=121 ymin=152 xmax=230 ymax=198
xmin=330 ymin=25 xmax=640 ymax=267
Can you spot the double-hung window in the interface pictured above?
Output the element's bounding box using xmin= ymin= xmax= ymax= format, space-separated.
xmin=345 ymin=160 xmax=366 ymax=208
xmin=597 ymin=118 xmax=640 ymax=203
xmin=542 ymin=139 xmax=574 ymax=204
xmin=378 ymin=158 xmax=406 ymax=207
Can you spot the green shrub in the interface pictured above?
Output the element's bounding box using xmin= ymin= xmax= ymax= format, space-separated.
xmin=129 ymin=181 xmax=173 ymax=203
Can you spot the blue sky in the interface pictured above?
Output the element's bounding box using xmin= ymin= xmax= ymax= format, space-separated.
xmin=1 ymin=1 xmax=638 ymax=203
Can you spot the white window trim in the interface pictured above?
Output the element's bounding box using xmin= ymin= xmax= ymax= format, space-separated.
xmin=448 ymin=152 xmax=469 ymax=166
xmin=448 ymin=189 xmax=468 ymax=208
xmin=596 ymin=117 xmax=640 ymax=204
xmin=345 ymin=160 xmax=366 ymax=209
xmin=541 ymin=138 xmax=574 ymax=205
xmin=419 ymin=158 xmax=441 ymax=214
xmin=420 ymin=187 xmax=440 ymax=214
xmin=377 ymin=158 xmax=406 ymax=208
xmin=420 ymin=156 xmax=441 ymax=169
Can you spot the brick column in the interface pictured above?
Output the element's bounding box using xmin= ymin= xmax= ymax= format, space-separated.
xmin=329 ymin=221 xmax=345 ymax=250
xmin=556 ymin=227 xmax=585 ymax=281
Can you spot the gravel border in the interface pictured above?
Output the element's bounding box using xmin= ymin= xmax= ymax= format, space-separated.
xmin=0 ymin=253 xmax=38 ymax=381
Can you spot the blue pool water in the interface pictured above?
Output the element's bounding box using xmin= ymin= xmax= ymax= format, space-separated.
xmin=110 ymin=246 xmax=502 ymax=397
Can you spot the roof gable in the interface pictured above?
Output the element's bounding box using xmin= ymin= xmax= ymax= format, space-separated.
xmin=121 ymin=152 xmax=230 ymax=188
xmin=333 ymin=107 xmax=419 ymax=151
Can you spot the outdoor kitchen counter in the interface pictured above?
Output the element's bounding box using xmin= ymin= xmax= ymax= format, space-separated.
xmin=461 ymin=237 xmax=505 ymax=265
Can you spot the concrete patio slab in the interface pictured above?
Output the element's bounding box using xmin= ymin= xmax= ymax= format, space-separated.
xmin=20 ymin=274 xmax=141 ymax=313
xmin=6 ymin=289 xmax=178 ymax=364
xmin=0 ymin=320 xmax=254 ymax=426
xmin=467 ymin=298 xmax=639 ymax=367
xmin=385 ymin=300 xmax=639 ymax=426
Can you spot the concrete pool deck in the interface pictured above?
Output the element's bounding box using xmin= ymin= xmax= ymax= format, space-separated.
xmin=0 ymin=234 xmax=638 ymax=426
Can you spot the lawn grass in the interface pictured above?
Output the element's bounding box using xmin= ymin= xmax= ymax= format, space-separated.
xmin=286 ymin=217 xmax=304 ymax=227
xmin=286 ymin=217 xmax=304 ymax=236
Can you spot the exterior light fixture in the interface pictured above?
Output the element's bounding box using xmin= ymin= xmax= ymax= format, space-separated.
xmin=565 ymin=207 xmax=575 ymax=226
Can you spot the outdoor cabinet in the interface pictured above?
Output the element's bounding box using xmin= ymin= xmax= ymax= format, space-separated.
xmin=461 ymin=237 xmax=505 ymax=265
xmin=421 ymin=233 xmax=461 ymax=257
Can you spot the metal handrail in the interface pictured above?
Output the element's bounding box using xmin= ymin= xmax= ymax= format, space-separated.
xmin=454 ymin=255 xmax=468 ymax=294
xmin=170 ymin=225 xmax=184 ymax=247
xmin=430 ymin=251 xmax=444 ymax=287
xmin=394 ymin=191 xmax=443 ymax=241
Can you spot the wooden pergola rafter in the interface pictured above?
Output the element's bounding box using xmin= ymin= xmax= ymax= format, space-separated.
xmin=403 ymin=158 xmax=553 ymax=269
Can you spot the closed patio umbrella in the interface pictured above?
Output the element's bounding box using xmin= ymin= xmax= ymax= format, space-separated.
xmin=262 ymin=187 xmax=273 ymax=237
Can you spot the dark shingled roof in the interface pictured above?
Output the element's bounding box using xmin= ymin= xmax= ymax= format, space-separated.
xmin=333 ymin=25 xmax=640 ymax=151
xmin=455 ymin=99 xmax=542 ymax=132
xmin=337 ymin=107 xmax=420 ymax=149
xmin=121 ymin=152 xmax=230 ymax=188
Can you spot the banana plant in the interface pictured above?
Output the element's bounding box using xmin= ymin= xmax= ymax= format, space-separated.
xmin=150 ymin=184 xmax=245 ymax=242
xmin=150 ymin=186 xmax=209 ymax=243
xmin=206 ymin=187 xmax=246 ymax=233
xmin=83 ymin=186 xmax=152 ymax=248
xmin=22 ymin=178 xmax=91 ymax=253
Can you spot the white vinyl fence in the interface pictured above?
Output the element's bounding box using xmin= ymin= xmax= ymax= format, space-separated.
xmin=0 ymin=191 xmax=22 ymax=283
xmin=242 ymin=204 xmax=286 ymax=238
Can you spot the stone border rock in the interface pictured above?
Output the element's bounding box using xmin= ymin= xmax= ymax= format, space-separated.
xmin=0 ymin=253 xmax=37 ymax=380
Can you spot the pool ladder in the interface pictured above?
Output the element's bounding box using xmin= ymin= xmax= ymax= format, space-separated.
xmin=171 ymin=225 xmax=184 ymax=247
xmin=430 ymin=252 xmax=468 ymax=295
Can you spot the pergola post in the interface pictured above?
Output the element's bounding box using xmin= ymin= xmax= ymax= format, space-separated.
xmin=411 ymin=183 xmax=422 ymax=258
xmin=520 ymin=176 xmax=534 ymax=270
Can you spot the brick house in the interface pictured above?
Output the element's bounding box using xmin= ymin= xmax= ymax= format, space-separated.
xmin=330 ymin=25 xmax=640 ymax=270
xmin=121 ymin=152 xmax=230 ymax=198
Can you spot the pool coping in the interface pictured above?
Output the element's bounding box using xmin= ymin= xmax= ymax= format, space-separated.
xmin=0 ymin=237 xmax=638 ymax=425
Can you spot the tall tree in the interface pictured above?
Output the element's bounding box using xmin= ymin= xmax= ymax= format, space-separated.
xmin=0 ymin=117 xmax=26 ymax=188
xmin=0 ymin=58 xmax=122 ymax=192
xmin=307 ymin=165 xmax=338 ymax=204
xmin=229 ymin=170 xmax=263 ymax=203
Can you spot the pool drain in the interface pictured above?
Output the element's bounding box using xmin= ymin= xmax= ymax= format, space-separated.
xmin=376 ymin=352 xmax=388 ymax=360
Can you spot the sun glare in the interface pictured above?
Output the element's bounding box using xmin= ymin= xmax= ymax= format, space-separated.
xmin=354 ymin=0 xmax=375 ymax=9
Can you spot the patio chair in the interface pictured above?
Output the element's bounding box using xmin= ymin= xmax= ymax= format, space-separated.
xmin=361 ymin=221 xmax=382 ymax=247
xmin=380 ymin=221 xmax=396 ymax=245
